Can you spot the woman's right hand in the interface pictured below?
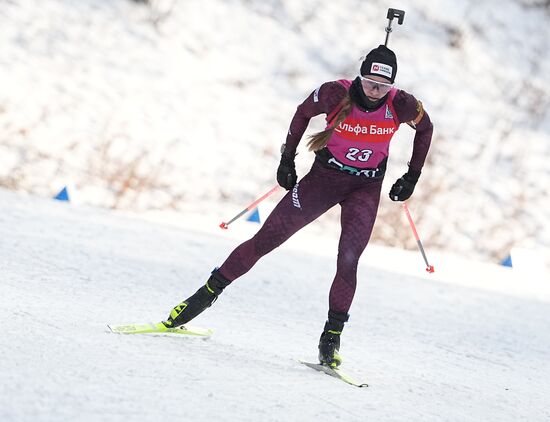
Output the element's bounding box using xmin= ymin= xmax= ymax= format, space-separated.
xmin=277 ymin=154 xmax=297 ymax=190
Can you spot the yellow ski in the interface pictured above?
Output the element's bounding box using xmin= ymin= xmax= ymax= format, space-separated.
xmin=108 ymin=322 xmax=213 ymax=337
xmin=300 ymin=360 xmax=368 ymax=388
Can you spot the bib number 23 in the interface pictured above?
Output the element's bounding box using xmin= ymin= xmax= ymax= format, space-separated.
xmin=345 ymin=148 xmax=373 ymax=162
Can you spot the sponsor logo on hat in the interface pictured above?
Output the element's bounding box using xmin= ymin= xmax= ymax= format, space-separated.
xmin=370 ymin=62 xmax=393 ymax=78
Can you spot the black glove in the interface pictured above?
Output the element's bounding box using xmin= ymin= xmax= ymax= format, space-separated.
xmin=389 ymin=169 xmax=421 ymax=201
xmin=277 ymin=153 xmax=297 ymax=190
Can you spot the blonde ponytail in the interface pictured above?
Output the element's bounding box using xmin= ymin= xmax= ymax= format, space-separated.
xmin=306 ymin=94 xmax=352 ymax=152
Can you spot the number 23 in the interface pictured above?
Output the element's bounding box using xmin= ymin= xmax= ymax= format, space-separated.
xmin=345 ymin=148 xmax=372 ymax=162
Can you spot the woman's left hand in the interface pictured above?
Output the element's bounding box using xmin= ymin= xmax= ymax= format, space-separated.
xmin=389 ymin=169 xmax=421 ymax=201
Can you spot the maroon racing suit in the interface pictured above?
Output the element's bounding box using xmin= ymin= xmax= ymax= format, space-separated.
xmin=218 ymin=80 xmax=433 ymax=314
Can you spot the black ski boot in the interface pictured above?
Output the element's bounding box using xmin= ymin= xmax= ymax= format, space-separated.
xmin=163 ymin=269 xmax=231 ymax=328
xmin=318 ymin=311 xmax=349 ymax=368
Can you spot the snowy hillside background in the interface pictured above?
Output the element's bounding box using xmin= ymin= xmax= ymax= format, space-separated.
xmin=1 ymin=0 xmax=550 ymax=266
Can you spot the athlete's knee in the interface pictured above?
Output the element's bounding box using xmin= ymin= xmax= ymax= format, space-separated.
xmin=251 ymin=227 xmax=286 ymax=256
xmin=337 ymin=248 xmax=361 ymax=269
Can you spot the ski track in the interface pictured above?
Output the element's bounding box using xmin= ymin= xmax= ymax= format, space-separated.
xmin=1 ymin=189 xmax=549 ymax=421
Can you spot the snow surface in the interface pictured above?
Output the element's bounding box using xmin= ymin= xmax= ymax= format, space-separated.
xmin=1 ymin=188 xmax=550 ymax=421
xmin=1 ymin=0 xmax=550 ymax=266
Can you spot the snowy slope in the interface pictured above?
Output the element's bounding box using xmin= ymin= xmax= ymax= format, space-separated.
xmin=1 ymin=0 xmax=550 ymax=266
xmin=1 ymin=188 xmax=550 ymax=422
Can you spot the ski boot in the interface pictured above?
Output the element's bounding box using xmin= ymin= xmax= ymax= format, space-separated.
xmin=318 ymin=311 xmax=349 ymax=368
xmin=163 ymin=269 xmax=231 ymax=328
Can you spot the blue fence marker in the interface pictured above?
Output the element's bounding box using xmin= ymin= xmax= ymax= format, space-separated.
xmin=246 ymin=207 xmax=261 ymax=223
xmin=501 ymin=255 xmax=512 ymax=267
xmin=54 ymin=186 xmax=70 ymax=202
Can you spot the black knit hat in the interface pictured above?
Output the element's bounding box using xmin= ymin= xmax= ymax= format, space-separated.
xmin=360 ymin=45 xmax=397 ymax=83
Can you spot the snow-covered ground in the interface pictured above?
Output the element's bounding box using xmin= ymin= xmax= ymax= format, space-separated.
xmin=1 ymin=0 xmax=550 ymax=266
xmin=1 ymin=1 xmax=550 ymax=417
xmin=1 ymin=188 xmax=549 ymax=421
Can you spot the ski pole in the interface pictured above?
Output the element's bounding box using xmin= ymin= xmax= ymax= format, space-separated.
xmin=220 ymin=185 xmax=280 ymax=230
xmin=384 ymin=8 xmax=405 ymax=46
xmin=402 ymin=202 xmax=435 ymax=273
